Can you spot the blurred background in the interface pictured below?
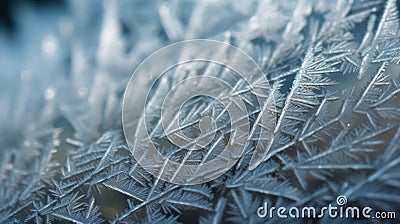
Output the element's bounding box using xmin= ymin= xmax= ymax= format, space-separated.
xmin=0 ymin=0 xmax=164 ymax=150
xmin=0 ymin=0 xmax=257 ymax=148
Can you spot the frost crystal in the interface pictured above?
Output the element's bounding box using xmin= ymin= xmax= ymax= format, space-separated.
xmin=0 ymin=0 xmax=399 ymax=223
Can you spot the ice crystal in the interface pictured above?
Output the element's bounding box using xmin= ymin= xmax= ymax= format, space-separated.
xmin=0 ymin=0 xmax=399 ymax=223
